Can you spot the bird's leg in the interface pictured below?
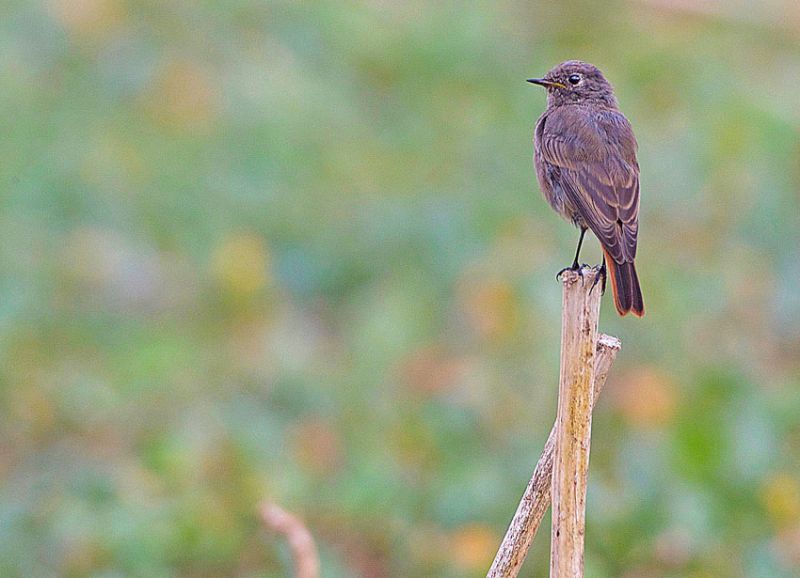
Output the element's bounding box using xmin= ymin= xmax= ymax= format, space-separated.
xmin=591 ymin=254 xmax=607 ymax=294
xmin=556 ymin=227 xmax=587 ymax=279
xmin=571 ymin=227 xmax=587 ymax=269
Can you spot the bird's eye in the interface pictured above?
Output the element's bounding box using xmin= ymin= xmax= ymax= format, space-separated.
xmin=568 ymin=74 xmax=581 ymax=85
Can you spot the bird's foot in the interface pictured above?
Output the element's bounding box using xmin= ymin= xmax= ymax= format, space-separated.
xmin=556 ymin=261 xmax=588 ymax=281
xmin=590 ymin=262 xmax=607 ymax=295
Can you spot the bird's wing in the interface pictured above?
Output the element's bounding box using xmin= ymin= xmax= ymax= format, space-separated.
xmin=539 ymin=106 xmax=640 ymax=263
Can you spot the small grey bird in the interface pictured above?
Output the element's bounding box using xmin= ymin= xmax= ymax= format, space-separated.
xmin=528 ymin=60 xmax=644 ymax=316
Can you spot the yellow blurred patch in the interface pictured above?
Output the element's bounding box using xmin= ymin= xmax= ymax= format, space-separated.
xmin=211 ymin=234 xmax=270 ymax=299
xmin=48 ymin=0 xmax=126 ymax=41
xmin=459 ymin=279 xmax=520 ymax=342
xmin=612 ymin=366 xmax=677 ymax=428
xmin=760 ymin=473 xmax=800 ymax=529
xmin=63 ymin=537 xmax=110 ymax=577
xmin=408 ymin=524 xmax=449 ymax=567
xmin=142 ymin=61 xmax=219 ymax=131
xmin=12 ymin=385 xmax=56 ymax=438
xmin=450 ymin=524 xmax=497 ymax=572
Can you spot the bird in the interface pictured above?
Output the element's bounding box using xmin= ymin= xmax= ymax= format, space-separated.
xmin=528 ymin=60 xmax=644 ymax=317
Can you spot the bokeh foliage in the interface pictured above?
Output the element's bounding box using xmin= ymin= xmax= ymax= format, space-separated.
xmin=1 ymin=0 xmax=800 ymax=576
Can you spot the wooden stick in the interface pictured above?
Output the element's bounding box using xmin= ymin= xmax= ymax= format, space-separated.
xmin=550 ymin=267 xmax=603 ymax=577
xmin=486 ymin=332 xmax=620 ymax=578
xmin=259 ymin=502 xmax=320 ymax=578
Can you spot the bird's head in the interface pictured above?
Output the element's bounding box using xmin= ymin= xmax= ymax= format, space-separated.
xmin=528 ymin=61 xmax=618 ymax=108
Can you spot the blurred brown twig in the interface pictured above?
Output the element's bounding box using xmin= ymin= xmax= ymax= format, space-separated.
xmin=260 ymin=502 xmax=320 ymax=578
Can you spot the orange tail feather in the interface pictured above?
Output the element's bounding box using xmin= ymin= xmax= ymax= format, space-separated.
xmin=602 ymin=248 xmax=644 ymax=317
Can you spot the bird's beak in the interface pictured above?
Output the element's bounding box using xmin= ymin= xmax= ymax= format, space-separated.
xmin=527 ymin=78 xmax=566 ymax=89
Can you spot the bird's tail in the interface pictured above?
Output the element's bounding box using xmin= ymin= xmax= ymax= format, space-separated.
xmin=602 ymin=248 xmax=644 ymax=317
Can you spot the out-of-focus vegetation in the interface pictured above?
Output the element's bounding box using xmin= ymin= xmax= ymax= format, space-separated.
xmin=1 ymin=0 xmax=800 ymax=576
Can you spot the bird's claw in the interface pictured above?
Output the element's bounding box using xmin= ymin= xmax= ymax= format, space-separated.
xmin=556 ymin=262 xmax=590 ymax=281
xmin=556 ymin=263 xmax=579 ymax=281
xmin=590 ymin=264 xmax=607 ymax=295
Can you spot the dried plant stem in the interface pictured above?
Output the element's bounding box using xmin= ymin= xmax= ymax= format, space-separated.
xmin=487 ymin=267 xmax=620 ymax=578
xmin=550 ymin=267 xmax=603 ymax=577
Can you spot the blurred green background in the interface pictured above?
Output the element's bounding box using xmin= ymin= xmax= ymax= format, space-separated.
xmin=2 ymin=0 xmax=800 ymax=576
